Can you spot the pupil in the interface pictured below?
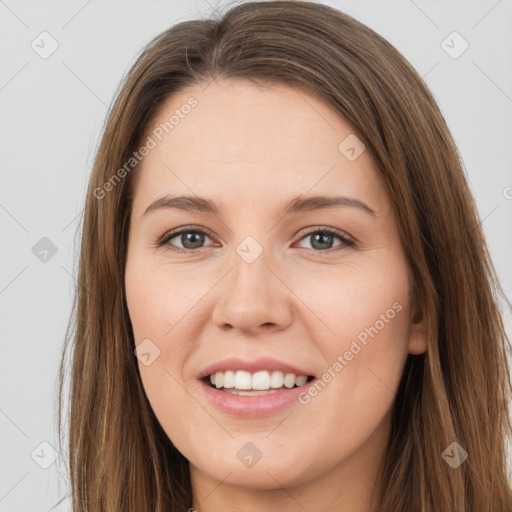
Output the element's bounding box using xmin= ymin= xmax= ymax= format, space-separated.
xmin=311 ymin=233 xmax=332 ymax=250
xmin=182 ymin=232 xmax=204 ymax=249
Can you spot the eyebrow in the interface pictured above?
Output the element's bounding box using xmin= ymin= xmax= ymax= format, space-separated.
xmin=143 ymin=194 xmax=377 ymax=218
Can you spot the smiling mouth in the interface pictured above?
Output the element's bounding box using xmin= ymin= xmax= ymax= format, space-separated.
xmin=201 ymin=375 xmax=316 ymax=395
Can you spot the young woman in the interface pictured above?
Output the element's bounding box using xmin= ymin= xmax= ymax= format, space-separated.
xmin=57 ymin=1 xmax=512 ymax=510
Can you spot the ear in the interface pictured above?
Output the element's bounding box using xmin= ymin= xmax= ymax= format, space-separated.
xmin=407 ymin=298 xmax=428 ymax=355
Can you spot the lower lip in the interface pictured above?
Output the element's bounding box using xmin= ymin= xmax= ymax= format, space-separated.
xmin=198 ymin=378 xmax=317 ymax=418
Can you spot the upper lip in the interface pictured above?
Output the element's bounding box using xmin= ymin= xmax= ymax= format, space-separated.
xmin=197 ymin=357 xmax=316 ymax=380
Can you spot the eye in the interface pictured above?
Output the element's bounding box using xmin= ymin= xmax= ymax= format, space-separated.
xmin=295 ymin=227 xmax=355 ymax=254
xmin=156 ymin=226 xmax=215 ymax=254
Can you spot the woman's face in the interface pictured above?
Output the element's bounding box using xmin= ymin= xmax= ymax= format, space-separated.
xmin=125 ymin=79 xmax=426 ymax=494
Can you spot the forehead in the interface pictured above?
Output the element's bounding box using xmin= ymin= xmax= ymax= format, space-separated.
xmin=133 ymin=79 xmax=389 ymax=218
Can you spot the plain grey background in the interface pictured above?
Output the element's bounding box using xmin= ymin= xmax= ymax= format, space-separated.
xmin=1 ymin=1 xmax=511 ymax=510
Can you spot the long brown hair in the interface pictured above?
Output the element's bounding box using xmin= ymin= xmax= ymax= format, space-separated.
xmin=56 ymin=1 xmax=512 ymax=510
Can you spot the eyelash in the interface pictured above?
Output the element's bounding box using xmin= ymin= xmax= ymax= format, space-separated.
xmin=155 ymin=225 xmax=356 ymax=256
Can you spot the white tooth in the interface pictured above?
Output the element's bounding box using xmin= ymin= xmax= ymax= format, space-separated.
xmin=252 ymin=371 xmax=271 ymax=390
xmin=223 ymin=370 xmax=235 ymax=388
xmin=210 ymin=369 xmax=309 ymax=391
xmin=235 ymin=370 xmax=252 ymax=390
xmin=295 ymin=375 xmax=307 ymax=386
xmin=284 ymin=373 xmax=296 ymax=388
xmin=270 ymin=370 xmax=284 ymax=388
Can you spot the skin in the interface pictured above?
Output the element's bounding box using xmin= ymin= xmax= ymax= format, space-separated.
xmin=125 ymin=78 xmax=427 ymax=512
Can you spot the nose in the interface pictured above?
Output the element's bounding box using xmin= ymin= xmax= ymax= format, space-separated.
xmin=211 ymin=247 xmax=293 ymax=334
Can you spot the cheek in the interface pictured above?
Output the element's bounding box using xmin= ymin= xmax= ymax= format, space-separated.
xmin=125 ymin=255 xmax=202 ymax=342
xmin=125 ymin=255 xmax=207 ymax=414
xmin=291 ymin=256 xmax=412 ymax=402
xmin=125 ymin=262 xmax=201 ymax=450
xmin=291 ymin=255 xmax=411 ymax=347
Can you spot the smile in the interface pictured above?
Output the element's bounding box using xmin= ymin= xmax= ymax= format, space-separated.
xmin=205 ymin=369 xmax=314 ymax=395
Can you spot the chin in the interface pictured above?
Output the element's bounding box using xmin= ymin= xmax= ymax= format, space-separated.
xmin=191 ymin=448 xmax=311 ymax=490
